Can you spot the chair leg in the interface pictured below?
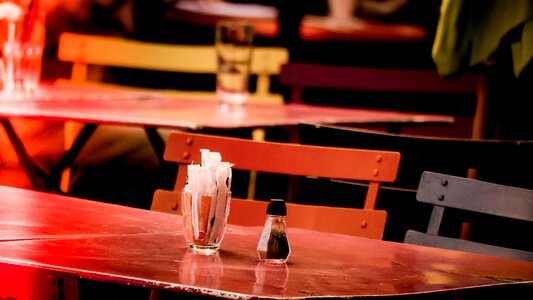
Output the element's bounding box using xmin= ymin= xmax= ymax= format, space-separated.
xmin=247 ymin=128 xmax=266 ymax=199
xmin=149 ymin=289 xmax=161 ymax=300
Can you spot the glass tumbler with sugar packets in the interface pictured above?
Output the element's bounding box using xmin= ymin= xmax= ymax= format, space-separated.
xmin=181 ymin=149 xmax=233 ymax=255
xmin=182 ymin=189 xmax=231 ymax=255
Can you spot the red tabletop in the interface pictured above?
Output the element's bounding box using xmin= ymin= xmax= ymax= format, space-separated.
xmin=0 ymin=186 xmax=531 ymax=298
xmin=0 ymin=85 xmax=453 ymax=130
xmin=0 ymin=187 xmax=177 ymax=241
xmin=300 ymin=15 xmax=427 ymax=42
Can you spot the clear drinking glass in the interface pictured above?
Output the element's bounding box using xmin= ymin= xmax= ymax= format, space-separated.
xmin=182 ymin=189 xmax=232 ymax=255
xmin=0 ymin=12 xmax=45 ymax=96
xmin=215 ymin=20 xmax=254 ymax=106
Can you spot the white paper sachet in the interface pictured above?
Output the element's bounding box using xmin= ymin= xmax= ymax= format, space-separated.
xmin=208 ymin=162 xmax=234 ymax=243
xmin=185 ymin=164 xmax=201 ymax=238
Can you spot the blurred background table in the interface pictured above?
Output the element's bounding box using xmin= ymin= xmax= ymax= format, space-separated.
xmin=165 ymin=0 xmax=427 ymax=42
xmin=0 ymin=84 xmax=453 ymax=130
xmin=0 ymin=83 xmax=454 ymax=193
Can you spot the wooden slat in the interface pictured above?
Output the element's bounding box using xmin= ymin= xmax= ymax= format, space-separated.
xmin=152 ymin=191 xmax=387 ymax=239
xmin=58 ymin=32 xmax=288 ymax=75
xmin=165 ymin=132 xmax=400 ymax=182
xmin=280 ymin=63 xmax=480 ymax=96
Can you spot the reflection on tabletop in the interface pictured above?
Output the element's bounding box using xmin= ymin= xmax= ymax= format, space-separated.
xmin=254 ymin=262 xmax=289 ymax=295
xmin=180 ymin=249 xmax=224 ymax=289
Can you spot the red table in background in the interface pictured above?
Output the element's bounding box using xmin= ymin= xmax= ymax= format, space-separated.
xmin=0 ymin=84 xmax=453 ymax=192
xmin=166 ymin=1 xmax=427 ymax=42
xmin=0 ymin=185 xmax=532 ymax=299
xmin=0 ymin=85 xmax=452 ymax=129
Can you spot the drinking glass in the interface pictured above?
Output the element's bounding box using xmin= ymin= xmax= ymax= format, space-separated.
xmin=215 ymin=21 xmax=254 ymax=106
xmin=0 ymin=12 xmax=45 ymax=95
xmin=182 ymin=189 xmax=232 ymax=255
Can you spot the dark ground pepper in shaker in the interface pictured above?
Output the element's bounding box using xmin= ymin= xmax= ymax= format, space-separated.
xmin=257 ymin=199 xmax=291 ymax=264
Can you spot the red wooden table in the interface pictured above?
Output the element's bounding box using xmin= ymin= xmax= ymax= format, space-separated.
xmin=0 ymin=186 xmax=531 ymax=299
xmin=0 ymin=84 xmax=452 ymax=130
xmin=0 ymin=84 xmax=453 ymax=192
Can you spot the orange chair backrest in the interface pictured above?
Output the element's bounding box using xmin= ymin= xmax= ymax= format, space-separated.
xmin=152 ymin=132 xmax=400 ymax=238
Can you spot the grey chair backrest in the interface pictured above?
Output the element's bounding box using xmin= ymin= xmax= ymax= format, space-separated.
xmin=405 ymin=171 xmax=533 ymax=261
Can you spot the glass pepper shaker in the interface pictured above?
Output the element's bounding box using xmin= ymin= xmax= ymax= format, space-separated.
xmin=256 ymin=199 xmax=291 ymax=264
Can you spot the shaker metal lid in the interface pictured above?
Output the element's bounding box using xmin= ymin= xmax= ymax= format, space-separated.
xmin=266 ymin=199 xmax=286 ymax=216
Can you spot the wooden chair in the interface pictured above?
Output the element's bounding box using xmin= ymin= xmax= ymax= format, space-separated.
xmin=297 ymin=123 xmax=533 ymax=242
xmin=280 ymin=62 xmax=486 ymax=137
xmin=57 ymin=32 xmax=289 ymax=104
xmin=151 ymin=131 xmax=401 ymax=239
xmin=405 ymin=171 xmax=533 ymax=262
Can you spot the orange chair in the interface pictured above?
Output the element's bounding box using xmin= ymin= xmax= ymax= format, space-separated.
xmin=152 ymin=131 xmax=400 ymax=239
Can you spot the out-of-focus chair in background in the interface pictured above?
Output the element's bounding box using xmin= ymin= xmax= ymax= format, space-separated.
xmin=297 ymin=123 xmax=533 ymax=242
xmin=57 ymin=32 xmax=289 ymax=105
xmin=406 ymin=171 xmax=533 ymax=262
xmin=280 ymin=62 xmax=484 ymax=137
xmin=151 ymin=131 xmax=401 ymax=239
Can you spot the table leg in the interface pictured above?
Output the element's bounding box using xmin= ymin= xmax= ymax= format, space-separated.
xmin=47 ymin=124 xmax=98 ymax=193
xmin=0 ymin=118 xmax=47 ymax=191
xmin=144 ymin=127 xmax=165 ymax=162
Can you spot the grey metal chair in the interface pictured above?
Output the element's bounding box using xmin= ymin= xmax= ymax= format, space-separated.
xmin=405 ymin=171 xmax=533 ymax=262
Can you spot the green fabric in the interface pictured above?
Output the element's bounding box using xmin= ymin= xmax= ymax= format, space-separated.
xmin=511 ymin=19 xmax=533 ymax=77
xmin=432 ymin=0 xmax=533 ymax=78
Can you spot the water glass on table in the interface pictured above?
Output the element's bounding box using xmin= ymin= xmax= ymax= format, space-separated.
xmin=215 ymin=20 xmax=254 ymax=106
xmin=0 ymin=2 xmax=45 ymax=96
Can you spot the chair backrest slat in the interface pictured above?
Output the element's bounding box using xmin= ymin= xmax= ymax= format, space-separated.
xmin=164 ymin=132 xmax=400 ymax=182
xmin=417 ymin=171 xmax=533 ymax=223
xmin=280 ymin=63 xmax=483 ymax=138
xmin=59 ymin=32 xmax=289 ymax=75
xmin=57 ymin=32 xmax=289 ymax=102
xmin=279 ymin=63 xmax=480 ymax=103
